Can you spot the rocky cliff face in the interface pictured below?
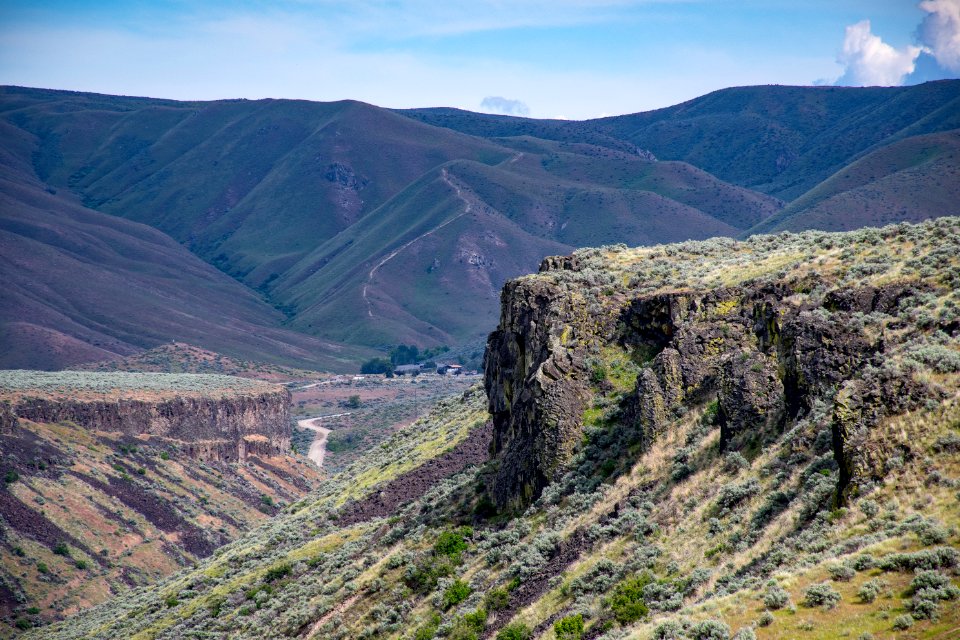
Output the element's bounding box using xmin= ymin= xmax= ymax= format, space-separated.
xmin=9 ymin=391 xmax=291 ymax=462
xmin=484 ymin=275 xmax=593 ymax=507
xmin=486 ymin=221 xmax=957 ymax=510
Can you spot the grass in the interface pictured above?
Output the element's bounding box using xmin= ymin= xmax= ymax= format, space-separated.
xmin=751 ymin=130 xmax=960 ymax=235
xmin=336 ymin=390 xmax=488 ymax=504
xmin=79 ymin=342 xmax=325 ymax=382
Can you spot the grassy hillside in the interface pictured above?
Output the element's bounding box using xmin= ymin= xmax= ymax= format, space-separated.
xmin=749 ymin=130 xmax=960 ymax=233
xmin=29 ymin=219 xmax=960 ymax=640
xmin=272 ymin=145 xmax=778 ymax=347
xmin=4 ymin=83 xmax=958 ymax=360
xmin=402 ymin=81 xmax=960 ymax=201
xmin=0 ymin=416 xmax=320 ymax=637
xmin=1 ymin=86 xmax=784 ymax=354
xmin=599 ymin=82 xmax=960 ymax=200
xmin=0 ymin=371 xmax=321 ymax=636
xmin=25 ymin=387 xmax=490 ymax=640
xmin=0 ymin=370 xmax=276 ymax=402
xmin=77 ymin=343 xmax=323 ymax=383
xmin=0 ymin=119 xmax=375 ymax=371
xmin=0 ymin=87 xmax=511 ymax=286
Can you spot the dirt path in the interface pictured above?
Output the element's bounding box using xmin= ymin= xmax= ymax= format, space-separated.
xmin=297 ymin=416 xmax=339 ymax=468
xmin=362 ymin=168 xmax=476 ymax=318
xmin=304 ymin=593 xmax=359 ymax=638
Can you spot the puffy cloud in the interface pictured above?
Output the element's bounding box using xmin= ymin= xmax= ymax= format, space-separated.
xmin=917 ymin=0 xmax=960 ymax=71
xmin=836 ymin=20 xmax=921 ymax=86
xmin=480 ymin=96 xmax=530 ymax=116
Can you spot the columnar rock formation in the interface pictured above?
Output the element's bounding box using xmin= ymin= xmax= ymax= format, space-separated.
xmin=485 ymin=231 xmax=947 ymax=510
xmin=9 ymin=390 xmax=291 ymax=462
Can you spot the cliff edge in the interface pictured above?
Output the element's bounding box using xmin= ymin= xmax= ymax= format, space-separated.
xmin=486 ymin=218 xmax=958 ymax=510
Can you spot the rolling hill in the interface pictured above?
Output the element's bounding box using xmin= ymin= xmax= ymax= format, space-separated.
xmin=1 ymin=85 xmax=783 ymax=356
xmin=401 ymin=80 xmax=960 ymax=200
xmin=748 ymin=129 xmax=960 ymax=233
xmin=271 ymin=143 xmax=778 ymax=346
xmin=0 ymin=370 xmax=320 ymax=633
xmin=2 ymin=82 xmax=959 ymax=364
xmin=0 ymin=117 xmax=374 ymax=371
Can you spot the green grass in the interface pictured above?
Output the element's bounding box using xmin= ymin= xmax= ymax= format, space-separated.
xmin=751 ymin=130 xmax=960 ymax=235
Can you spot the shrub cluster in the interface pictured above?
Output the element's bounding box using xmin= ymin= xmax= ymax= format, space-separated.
xmin=554 ymin=613 xmax=584 ymax=640
xmin=877 ymin=546 xmax=958 ymax=572
xmin=909 ymin=570 xmax=960 ymax=620
xmin=715 ymin=479 xmax=760 ymax=514
xmin=857 ymin=578 xmax=885 ymax=603
xmin=762 ymin=583 xmax=790 ymax=610
xmin=608 ymin=574 xmax=652 ymax=624
xmin=803 ymin=583 xmax=840 ymax=609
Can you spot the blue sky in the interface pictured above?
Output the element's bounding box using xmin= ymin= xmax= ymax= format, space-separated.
xmin=1 ymin=1 xmax=957 ymax=119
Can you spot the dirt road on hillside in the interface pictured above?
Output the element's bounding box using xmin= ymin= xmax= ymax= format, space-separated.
xmin=362 ymin=168 xmax=478 ymax=318
xmin=297 ymin=416 xmax=341 ymax=468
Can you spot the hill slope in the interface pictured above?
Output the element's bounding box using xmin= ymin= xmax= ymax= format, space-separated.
xmin=749 ymin=129 xmax=960 ymax=233
xmin=2 ymin=86 xmax=781 ymax=353
xmin=4 ymin=83 xmax=959 ymax=359
xmin=402 ymin=81 xmax=960 ymax=201
xmin=30 ymin=218 xmax=960 ymax=640
xmin=0 ymin=119 xmax=372 ymax=371
xmin=0 ymin=371 xmax=321 ymax=635
xmin=271 ymin=144 xmax=776 ymax=346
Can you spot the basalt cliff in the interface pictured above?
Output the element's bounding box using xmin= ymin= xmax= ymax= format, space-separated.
xmin=0 ymin=373 xmax=317 ymax=634
xmin=485 ymin=225 xmax=950 ymax=512
xmin=6 ymin=390 xmax=291 ymax=462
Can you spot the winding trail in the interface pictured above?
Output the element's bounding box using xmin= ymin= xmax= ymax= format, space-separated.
xmin=296 ymin=415 xmax=346 ymax=468
xmin=362 ymin=168 xmax=476 ymax=317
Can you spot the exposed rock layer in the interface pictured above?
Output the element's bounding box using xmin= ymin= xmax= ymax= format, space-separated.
xmin=486 ymin=257 xmax=932 ymax=508
xmin=9 ymin=391 xmax=291 ymax=462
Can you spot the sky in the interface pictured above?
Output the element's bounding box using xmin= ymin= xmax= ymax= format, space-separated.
xmin=0 ymin=1 xmax=958 ymax=120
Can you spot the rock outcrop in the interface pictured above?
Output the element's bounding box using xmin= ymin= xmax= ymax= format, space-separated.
xmin=484 ymin=276 xmax=593 ymax=509
xmin=9 ymin=390 xmax=290 ymax=462
xmin=0 ymin=401 xmax=17 ymax=433
xmin=485 ymin=243 xmax=942 ymax=509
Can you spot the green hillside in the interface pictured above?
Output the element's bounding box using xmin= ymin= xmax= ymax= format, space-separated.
xmin=27 ymin=219 xmax=960 ymax=640
xmin=0 ymin=88 xmax=511 ymax=287
xmin=749 ymin=130 xmax=960 ymax=233
xmin=2 ymin=86 xmax=782 ymax=354
xmin=272 ymin=145 xmax=778 ymax=347
xmin=3 ymin=82 xmax=959 ymax=361
xmin=401 ymin=81 xmax=960 ymax=200
xmin=0 ymin=118 xmax=374 ymax=371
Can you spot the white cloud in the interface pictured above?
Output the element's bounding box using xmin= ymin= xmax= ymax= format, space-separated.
xmin=480 ymin=96 xmax=530 ymax=116
xmin=918 ymin=0 xmax=960 ymax=71
xmin=836 ymin=19 xmax=921 ymax=86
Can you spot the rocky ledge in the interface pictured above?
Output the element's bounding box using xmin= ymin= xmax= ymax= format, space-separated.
xmin=485 ymin=219 xmax=959 ymax=509
xmin=1 ymin=372 xmax=291 ymax=461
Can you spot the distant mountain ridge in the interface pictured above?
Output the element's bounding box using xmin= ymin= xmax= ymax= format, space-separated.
xmin=2 ymin=82 xmax=958 ymax=368
xmin=401 ymin=81 xmax=960 ymax=200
